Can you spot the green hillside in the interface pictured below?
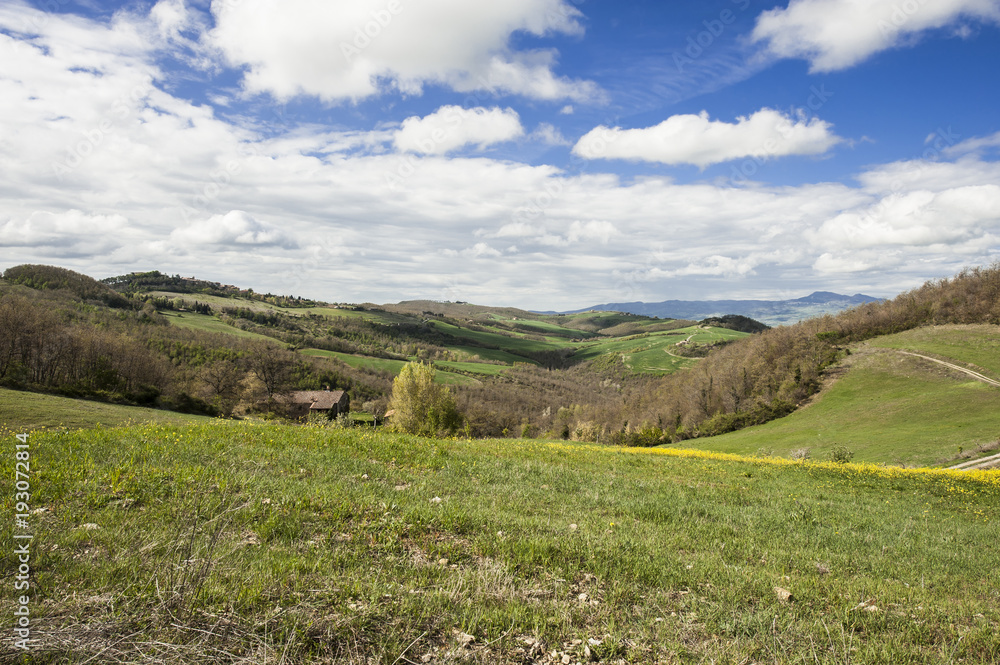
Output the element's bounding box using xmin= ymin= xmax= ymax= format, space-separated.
xmin=0 ymin=387 xmax=210 ymax=431
xmin=687 ymin=326 xmax=1000 ymax=467
xmin=4 ymin=421 xmax=997 ymax=663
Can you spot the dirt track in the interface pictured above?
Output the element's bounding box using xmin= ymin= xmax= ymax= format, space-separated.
xmin=891 ymin=351 xmax=1000 ymax=470
xmin=897 ymin=351 xmax=1000 ymax=388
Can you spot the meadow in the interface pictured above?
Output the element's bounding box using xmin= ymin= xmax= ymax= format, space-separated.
xmin=1 ymin=420 xmax=997 ymax=663
xmin=688 ymin=327 xmax=1000 ymax=468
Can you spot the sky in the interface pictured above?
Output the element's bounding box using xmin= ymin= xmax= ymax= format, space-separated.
xmin=1 ymin=0 xmax=999 ymax=310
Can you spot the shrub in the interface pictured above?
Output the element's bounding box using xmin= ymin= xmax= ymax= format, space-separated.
xmin=830 ymin=446 xmax=855 ymax=464
xmin=388 ymin=362 xmax=462 ymax=436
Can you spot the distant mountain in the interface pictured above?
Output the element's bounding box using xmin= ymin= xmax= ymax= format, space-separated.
xmin=558 ymin=292 xmax=882 ymax=326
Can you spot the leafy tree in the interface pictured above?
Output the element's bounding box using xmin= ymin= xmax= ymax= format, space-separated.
xmin=388 ymin=362 xmax=462 ymax=436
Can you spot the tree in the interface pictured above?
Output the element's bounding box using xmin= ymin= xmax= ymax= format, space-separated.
xmin=387 ymin=362 xmax=462 ymax=436
xmin=245 ymin=340 xmax=292 ymax=401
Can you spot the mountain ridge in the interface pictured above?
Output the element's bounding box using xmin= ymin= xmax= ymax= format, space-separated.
xmin=551 ymin=291 xmax=882 ymax=326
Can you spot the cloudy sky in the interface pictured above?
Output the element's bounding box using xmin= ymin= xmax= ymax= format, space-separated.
xmin=2 ymin=0 xmax=999 ymax=309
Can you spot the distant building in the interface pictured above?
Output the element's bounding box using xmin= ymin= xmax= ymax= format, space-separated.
xmin=280 ymin=389 xmax=349 ymax=420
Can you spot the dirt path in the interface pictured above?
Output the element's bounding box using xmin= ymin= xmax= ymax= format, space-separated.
xmin=896 ymin=351 xmax=1000 ymax=388
xmin=948 ymin=452 xmax=1000 ymax=471
xmin=663 ymin=334 xmax=699 ymax=360
xmin=891 ymin=350 xmax=1000 ymax=471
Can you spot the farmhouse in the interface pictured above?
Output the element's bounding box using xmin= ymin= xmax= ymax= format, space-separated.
xmin=281 ymin=389 xmax=349 ymax=420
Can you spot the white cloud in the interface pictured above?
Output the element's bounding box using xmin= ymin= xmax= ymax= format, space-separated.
xmin=208 ymin=0 xmax=600 ymax=102
xmin=566 ymin=220 xmax=618 ymax=244
xmin=752 ymin=0 xmax=1000 ymax=72
xmin=150 ymin=0 xmax=193 ymax=41
xmin=572 ymin=109 xmax=842 ymax=168
xmin=170 ymin=211 xmax=299 ymax=249
xmin=394 ymin=106 xmax=523 ymax=155
xmin=810 ymin=186 xmax=1000 ymax=249
xmin=3 ymin=3 xmax=1000 ymax=308
xmin=530 ymin=122 xmax=571 ymax=147
xmin=0 ymin=210 xmax=128 ymax=257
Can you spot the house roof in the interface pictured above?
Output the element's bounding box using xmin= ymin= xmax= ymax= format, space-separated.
xmin=286 ymin=390 xmax=346 ymax=410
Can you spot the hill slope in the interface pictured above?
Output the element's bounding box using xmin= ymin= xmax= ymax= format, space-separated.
xmin=686 ymin=325 xmax=1000 ymax=467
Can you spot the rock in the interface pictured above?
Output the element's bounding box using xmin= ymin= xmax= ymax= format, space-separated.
xmin=774 ymin=587 xmax=794 ymax=603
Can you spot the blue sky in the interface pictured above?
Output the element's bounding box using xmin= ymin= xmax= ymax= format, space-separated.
xmin=1 ymin=0 xmax=999 ymax=309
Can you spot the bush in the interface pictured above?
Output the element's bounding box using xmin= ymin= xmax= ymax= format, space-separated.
xmin=830 ymin=446 xmax=855 ymax=464
xmin=388 ymin=362 xmax=462 ymax=436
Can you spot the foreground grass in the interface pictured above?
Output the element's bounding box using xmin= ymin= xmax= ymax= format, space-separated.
xmin=689 ymin=349 xmax=1000 ymax=468
xmin=1 ymin=423 xmax=998 ymax=663
xmin=0 ymin=387 xmax=210 ymax=431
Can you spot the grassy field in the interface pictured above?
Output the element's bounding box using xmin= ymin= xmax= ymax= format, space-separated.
xmin=429 ymin=321 xmax=565 ymax=355
xmin=159 ymin=311 xmax=276 ymax=341
xmin=0 ymin=387 xmax=210 ymax=431
xmin=571 ymin=326 xmax=748 ymax=373
xmin=299 ymin=349 xmax=480 ymax=386
xmin=867 ymin=324 xmax=1000 ymax=376
xmin=1 ymin=422 xmax=997 ymax=663
xmin=688 ymin=347 xmax=1000 ymax=468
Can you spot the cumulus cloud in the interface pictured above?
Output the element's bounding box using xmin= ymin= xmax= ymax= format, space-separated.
xmin=208 ymin=0 xmax=599 ymax=102
xmin=169 ymin=211 xmax=299 ymax=249
xmin=530 ymin=122 xmax=571 ymax=147
xmin=572 ymin=109 xmax=842 ymax=168
xmin=0 ymin=210 xmax=128 ymax=256
xmin=752 ymin=0 xmax=1000 ymax=72
xmin=4 ymin=3 xmax=1000 ymax=307
xmin=394 ymin=106 xmax=523 ymax=155
xmin=811 ymin=185 xmax=1000 ymax=249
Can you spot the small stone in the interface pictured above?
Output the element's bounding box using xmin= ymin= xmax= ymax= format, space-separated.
xmin=438 ymin=558 xmax=449 ymax=566
xmin=80 ymin=523 xmax=100 ymax=531
xmin=561 ymin=653 xmax=571 ymax=664
xmin=361 ymin=474 xmax=368 ymax=480
xmin=430 ymin=496 xmax=442 ymax=504
xmin=775 ymin=587 xmax=794 ymax=603
xmin=569 ymin=523 xmax=578 ymax=531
